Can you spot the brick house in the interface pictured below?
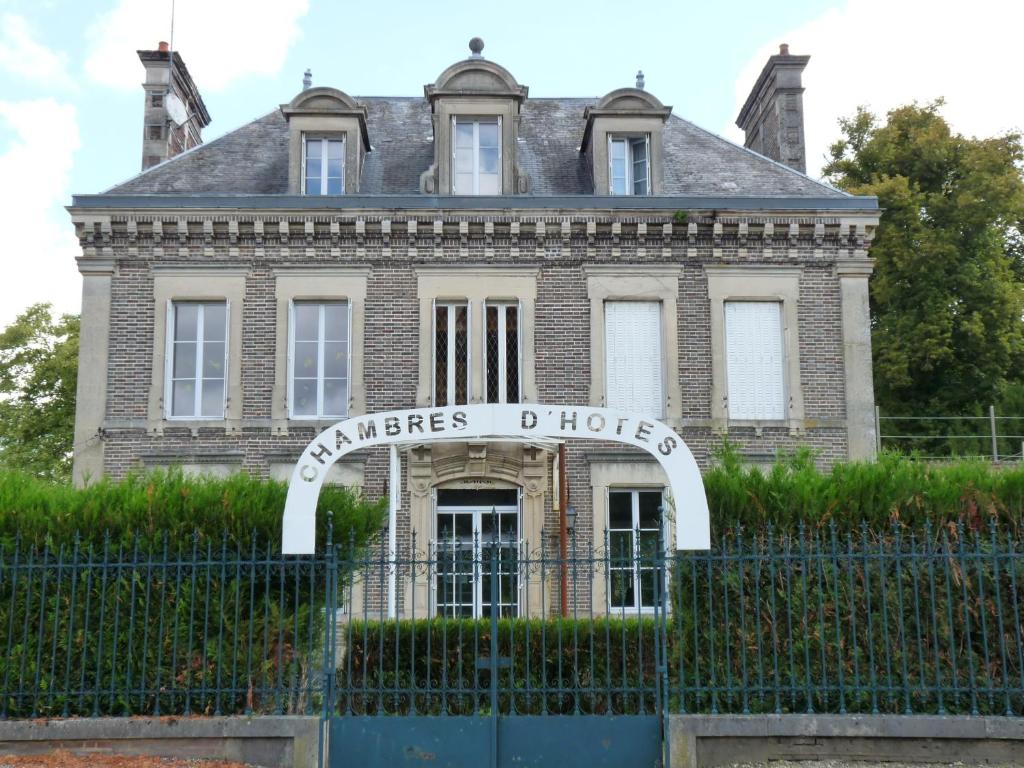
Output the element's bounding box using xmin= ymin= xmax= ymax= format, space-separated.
xmin=68 ymin=39 xmax=878 ymax=617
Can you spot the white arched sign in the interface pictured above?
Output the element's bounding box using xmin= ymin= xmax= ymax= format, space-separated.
xmin=282 ymin=404 xmax=710 ymax=554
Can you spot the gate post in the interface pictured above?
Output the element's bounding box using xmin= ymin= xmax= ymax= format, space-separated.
xmin=319 ymin=512 xmax=337 ymax=768
xmin=489 ymin=507 xmax=500 ymax=768
xmin=657 ymin=505 xmax=671 ymax=768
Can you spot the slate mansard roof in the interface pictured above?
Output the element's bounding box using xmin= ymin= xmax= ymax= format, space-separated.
xmin=105 ymin=96 xmax=851 ymax=201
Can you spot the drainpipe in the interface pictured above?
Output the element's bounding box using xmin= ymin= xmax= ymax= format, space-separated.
xmin=558 ymin=443 xmax=568 ymax=617
xmin=388 ymin=445 xmax=399 ymax=619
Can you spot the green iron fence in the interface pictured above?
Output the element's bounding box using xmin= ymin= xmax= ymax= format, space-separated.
xmin=1 ymin=520 xmax=1023 ymax=719
xmin=332 ymin=525 xmax=665 ymax=717
xmin=671 ymin=521 xmax=1024 ymax=716
xmin=0 ymin=531 xmax=327 ymax=718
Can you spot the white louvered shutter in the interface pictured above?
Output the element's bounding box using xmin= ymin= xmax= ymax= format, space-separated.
xmin=725 ymin=302 xmax=785 ymax=420
xmin=605 ymin=301 xmax=663 ymax=418
xmin=163 ymin=300 xmax=174 ymax=419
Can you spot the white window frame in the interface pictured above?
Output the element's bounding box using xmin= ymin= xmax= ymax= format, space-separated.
xmin=451 ymin=116 xmax=502 ymax=195
xmin=483 ymin=300 xmax=522 ymax=405
xmin=301 ymin=135 xmax=345 ymax=195
xmin=431 ymin=497 xmax=522 ymax=619
xmin=608 ymin=135 xmax=651 ymax=195
xmin=606 ymin=487 xmax=664 ymax=613
xmin=603 ymin=300 xmax=665 ymax=419
xmin=287 ymin=300 xmax=352 ymax=420
xmin=164 ymin=300 xmax=229 ymax=420
xmin=432 ymin=300 xmax=472 ymax=406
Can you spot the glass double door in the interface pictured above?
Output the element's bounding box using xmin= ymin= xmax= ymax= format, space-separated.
xmin=434 ymin=488 xmax=520 ymax=618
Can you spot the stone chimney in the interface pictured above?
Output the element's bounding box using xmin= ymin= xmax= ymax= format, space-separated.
xmin=735 ymin=44 xmax=809 ymax=173
xmin=137 ymin=42 xmax=211 ymax=170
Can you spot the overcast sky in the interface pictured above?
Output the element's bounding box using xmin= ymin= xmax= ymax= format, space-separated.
xmin=1 ymin=0 xmax=1022 ymax=328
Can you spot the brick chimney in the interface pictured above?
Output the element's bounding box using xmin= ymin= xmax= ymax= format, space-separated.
xmin=137 ymin=43 xmax=211 ymax=171
xmin=735 ymin=44 xmax=809 ymax=174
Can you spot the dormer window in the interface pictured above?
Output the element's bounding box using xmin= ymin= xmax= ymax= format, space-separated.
xmin=582 ymin=87 xmax=671 ymax=196
xmin=281 ymin=87 xmax=370 ymax=195
xmin=421 ymin=39 xmax=529 ymax=195
xmin=304 ymin=136 xmax=345 ymax=195
xmin=453 ymin=118 xmax=501 ymax=195
xmin=609 ymin=135 xmax=650 ymax=195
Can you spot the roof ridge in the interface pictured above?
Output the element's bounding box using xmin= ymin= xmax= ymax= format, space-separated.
xmin=354 ymin=95 xmax=598 ymax=103
xmin=667 ymin=113 xmax=851 ymax=198
xmin=101 ymin=108 xmax=281 ymax=194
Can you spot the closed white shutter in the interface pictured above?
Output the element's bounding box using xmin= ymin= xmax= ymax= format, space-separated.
xmin=605 ymin=301 xmax=663 ymax=417
xmin=163 ymin=300 xmax=174 ymax=419
xmin=725 ymin=301 xmax=785 ymax=420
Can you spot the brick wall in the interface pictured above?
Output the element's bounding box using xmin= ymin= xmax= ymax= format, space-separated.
xmin=94 ymin=213 xmax=859 ymax=499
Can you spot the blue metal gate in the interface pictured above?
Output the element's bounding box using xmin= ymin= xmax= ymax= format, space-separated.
xmin=322 ymin=509 xmax=668 ymax=767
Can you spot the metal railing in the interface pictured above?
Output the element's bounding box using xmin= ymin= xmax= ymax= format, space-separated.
xmin=877 ymin=405 xmax=1024 ymax=462
xmin=2 ymin=521 xmax=1023 ymax=719
xmin=671 ymin=522 xmax=1024 ymax=715
xmin=331 ymin=524 xmax=667 ymax=717
xmin=0 ymin=532 xmax=326 ymax=719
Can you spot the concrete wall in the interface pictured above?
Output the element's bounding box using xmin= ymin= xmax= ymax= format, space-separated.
xmin=669 ymin=714 xmax=1024 ymax=767
xmin=0 ymin=716 xmax=319 ymax=768
xmin=4 ymin=712 xmax=1023 ymax=767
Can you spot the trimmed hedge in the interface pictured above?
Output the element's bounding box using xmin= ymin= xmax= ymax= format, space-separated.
xmin=0 ymin=468 xmax=388 ymax=549
xmin=701 ymin=447 xmax=1024 ymax=535
xmin=669 ymin=523 xmax=1024 ymax=715
xmin=0 ymin=538 xmax=327 ymax=718
xmin=340 ymin=618 xmax=659 ymax=715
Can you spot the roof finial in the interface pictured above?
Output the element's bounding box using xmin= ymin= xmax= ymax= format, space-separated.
xmin=636 ymin=69 xmax=645 ymax=90
xmin=469 ymin=37 xmax=484 ymax=58
xmin=302 ymin=68 xmax=312 ymax=90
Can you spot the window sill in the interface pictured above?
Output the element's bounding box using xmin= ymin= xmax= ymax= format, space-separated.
xmin=148 ymin=418 xmax=240 ymax=437
xmin=270 ymin=417 xmax=352 ymax=435
xmin=687 ymin=417 xmax=846 ymax=432
xmin=607 ymin=606 xmax=660 ymax=616
xmin=724 ymin=418 xmax=845 ymax=432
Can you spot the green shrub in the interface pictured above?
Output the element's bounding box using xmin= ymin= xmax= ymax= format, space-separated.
xmin=701 ymin=446 xmax=1024 ymax=535
xmin=0 ymin=539 xmax=327 ymax=718
xmin=340 ymin=617 xmax=659 ymax=715
xmin=668 ymin=523 xmax=1024 ymax=715
xmin=0 ymin=468 xmax=387 ymax=549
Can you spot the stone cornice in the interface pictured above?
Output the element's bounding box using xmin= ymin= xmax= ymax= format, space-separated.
xmin=835 ymin=258 xmax=875 ymax=277
xmin=68 ymin=211 xmax=879 ymax=254
xmin=76 ymin=256 xmax=115 ymax=275
xmin=69 ymin=193 xmax=878 ymax=213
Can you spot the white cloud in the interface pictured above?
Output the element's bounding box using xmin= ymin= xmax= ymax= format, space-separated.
xmin=0 ymin=99 xmax=81 ymax=328
xmin=728 ymin=0 xmax=1024 ymax=179
xmin=0 ymin=13 xmax=74 ymax=88
xmin=84 ymin=0 xmax=309 ymax=92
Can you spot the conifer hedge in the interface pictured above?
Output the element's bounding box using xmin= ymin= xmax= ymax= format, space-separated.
xmin=0 ymin=468 xmax=387 ymax=549
xmin=700 ymin=448 xmax=1024 ymax=536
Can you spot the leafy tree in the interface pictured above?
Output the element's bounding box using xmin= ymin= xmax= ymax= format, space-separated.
xmin=0 ymin=304 xmax=79 ymax=481
xmin=824 ymin=101 xmax=1024 ymax=417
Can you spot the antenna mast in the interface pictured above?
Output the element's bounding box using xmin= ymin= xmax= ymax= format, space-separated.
xmin=166 ymin=0 xmax=176 ymax=97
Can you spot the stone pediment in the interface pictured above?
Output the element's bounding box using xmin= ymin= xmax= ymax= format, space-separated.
xmin=425 ymin=58 xmax=528 ymax=105
xmin=280 ymin=86 xmax=370 ymax=151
